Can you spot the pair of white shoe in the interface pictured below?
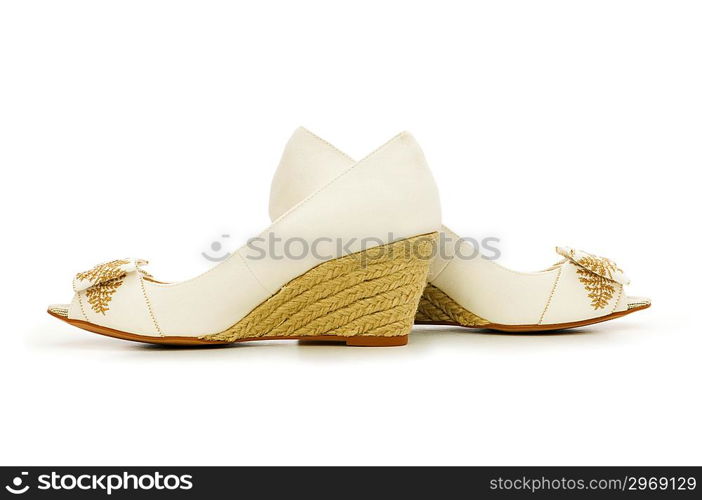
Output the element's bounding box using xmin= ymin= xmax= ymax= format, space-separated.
xmin=49 ymin=128 xmax=650 ymax=346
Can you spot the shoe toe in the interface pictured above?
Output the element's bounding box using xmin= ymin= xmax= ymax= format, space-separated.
xmin=625 ymin=296 xmax=651 ymax=310
xmin=47 ymin=304 xmax=70 ymax=318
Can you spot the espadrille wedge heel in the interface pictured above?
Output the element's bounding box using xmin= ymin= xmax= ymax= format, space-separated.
xmin=48 ymin=130 xmax=441 ymax=346
xmin=267 ymin=128 xmax=651 ymax=332
xmin=202 ymin=234 xmax=436 ymax=347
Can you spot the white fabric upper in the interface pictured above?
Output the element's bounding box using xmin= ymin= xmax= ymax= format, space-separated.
xmin=67 ymin=129 xmax=442 ymax=336
xmin=266 ymin=128 xmax=645 ymax=326
xmin=269 ymin=128 xmax=355 ymax=221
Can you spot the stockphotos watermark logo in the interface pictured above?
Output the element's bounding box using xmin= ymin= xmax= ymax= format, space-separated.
xmin=202 ymin=231 xmax=501 ymax=262
xmin=3 ymin=471 xmax=193 ymax=496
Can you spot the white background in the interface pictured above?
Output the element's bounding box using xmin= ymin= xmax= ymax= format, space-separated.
xmin=1 ymin=1 xmax=700 ymax=465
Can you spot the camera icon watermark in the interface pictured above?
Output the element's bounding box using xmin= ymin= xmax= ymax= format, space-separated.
xmin=5 ymin=472 xmax=29 ymax=495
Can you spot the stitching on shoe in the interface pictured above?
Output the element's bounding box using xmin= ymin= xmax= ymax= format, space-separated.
xmin=610 ymin=284 xmax=624 ymax=315
xmin=299 ymin=127 xmax=356 ymax=163
xmin=76 ymin=293 xmax=88 ymax=321
xmin=538 ymin=266 xmax=563 ymax=325
xmin=238 ymin=251 xmax=272 ymax=295
xmin=139 ymin=275 xmax=163 ymax=336
xmin=428 ymin=255 xmax=452 ymax=283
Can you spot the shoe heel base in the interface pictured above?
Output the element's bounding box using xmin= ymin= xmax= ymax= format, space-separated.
xmin=345 ymin=335 xmax=408 ymax=347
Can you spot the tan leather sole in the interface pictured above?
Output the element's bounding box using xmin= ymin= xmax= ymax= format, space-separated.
xmin=47 ymin=310 xmax=409 ymax=347
xmin=415 ymin=303 xmax=650 ymax=332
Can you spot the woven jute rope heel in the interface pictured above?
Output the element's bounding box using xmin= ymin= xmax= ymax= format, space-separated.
xmin=414 ymin=283 xmax=489 ymax=327
xmin=202 ymin=233 xmax=438 ymax=346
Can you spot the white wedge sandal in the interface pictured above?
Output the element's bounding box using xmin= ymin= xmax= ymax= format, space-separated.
xmin=48 ymin=132 xmax=441 ymax=346
xmin=268 ymin=128 xmax=651 ymax=332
